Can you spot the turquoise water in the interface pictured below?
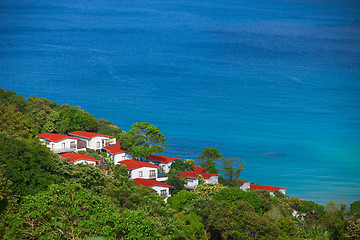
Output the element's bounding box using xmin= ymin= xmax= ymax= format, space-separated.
xmin=1 ymin=0 xmax=359 ymax=204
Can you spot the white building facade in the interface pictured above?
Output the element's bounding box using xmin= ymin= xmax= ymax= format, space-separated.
xmin=69 ymin=131 xmax=116 ymax=151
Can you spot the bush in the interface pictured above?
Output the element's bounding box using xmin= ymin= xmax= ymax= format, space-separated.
xmin=213 ymin=187 xmax=268 ymax=214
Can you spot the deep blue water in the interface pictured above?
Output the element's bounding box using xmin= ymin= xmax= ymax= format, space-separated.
xmin=1 ymin=0 xmax=360 ymax=205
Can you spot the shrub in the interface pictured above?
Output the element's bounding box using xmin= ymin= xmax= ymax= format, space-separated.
xmin=213 ymin=187 xmax=268 ymax=214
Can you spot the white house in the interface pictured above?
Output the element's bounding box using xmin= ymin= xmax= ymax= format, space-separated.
xmin=133 ymin=178 xmax=173 ymax=198
xmin=102 ymin=141 xmax=132 ymax=164
xmin=37 ymin=133 xmax=85 ymax=153
xmin=248 ymin=184 xmax=286 ymax=196
xmin=59 ymin=152 xmax=100 ymax=165
xmin=239 ymin=180 xmax=251 ymax=191
xmin=68 ymin=131 xmax=115 ymax=151
xmin=180 ymin=171 xmax=219 ymax=190
xmin=148 ymin=154 xmax=182 ymax=173
xmin=118 ymin=160 xmax=161 ymax=180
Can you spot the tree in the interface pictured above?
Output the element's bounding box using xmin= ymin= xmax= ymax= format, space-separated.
xmin=3 ymin=183 xmax=166 ymax=240
xmin=213 ymin=187 xmax=268 ymax=214
xmin=167 ymin=190 xmax=200 ymax=212
xmin=176 ymin=213 xmax=207 ymax=240
xmin=205 ymin=201 xmax=281 ymax=239
xmin=349 ymin=200 xmax=360 ymax=217
xmin=0 ymin=88 xmax=27 ymax=113
xmin=55 ymin=105 xmax=98 ymax=134
xmin=169 ymin=159 xmax=195 ymax=173
xmin=198 ymin=147 xmax=222 ymax=174
xmin=0 ymin=104 xmax=30 ymax=139
xmin=42 ymin=110 xmax=60 ymax=133
xmin=344 ymin=218 xmax=360 ymax=239
xmin=0 ymin=132 xmax=62 ymax=196
xmin=0 ymin=166 xmax=13 ymax=217
xmin=166 ymin=170 xmax=186 ymax=195
xmin=124 ymin=122 xmax=167 ymax=159
xmin=97 ymin=118 xmax=123 ymax=139
xmin=25 ymin=96 xmax=56 ymax=135
xmin=220 ymin=157 xmax=245 ymax=181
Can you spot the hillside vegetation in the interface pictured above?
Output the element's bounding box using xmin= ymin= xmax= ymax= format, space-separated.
xmin=0 ymin=88 xmax=359 ymax=239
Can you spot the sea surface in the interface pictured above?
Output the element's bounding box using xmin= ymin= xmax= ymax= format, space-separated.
xmin=1 ymin=0 xmax=359 ymax=205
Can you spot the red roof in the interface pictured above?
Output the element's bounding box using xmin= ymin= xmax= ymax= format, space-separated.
xmin=250 ymin=184 xmax=286 ymax=192
xmin=37 ymin=133 xmax=79 ymax=142
xmin=148 ymin=154 xmax=181 ymax=164
xmin=180 ymin=171 xmax=198 ymax=179
xmin=103 ymin=141 xmax=124 ymax=155
xmin=69 ymin=131 xmax=111 ymax=139
xmin=118 ymin=160 xmax=161 ymax=170
xmin=193 ymin=166 xmax=207 ymax=173
xmin=133 ymin=178 xmax=173 ymax=188
xmin=180 ymin=171 xmax=218 ymax=180
xmin=59 ymin=153 xmax=100 ymax=163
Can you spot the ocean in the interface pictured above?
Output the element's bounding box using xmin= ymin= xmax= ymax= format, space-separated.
xmin=0 ymin=0 xmax=359 ymax=205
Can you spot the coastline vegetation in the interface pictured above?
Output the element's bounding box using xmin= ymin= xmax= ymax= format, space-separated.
xmin=0 ymin=88 xmax=359 ymax=239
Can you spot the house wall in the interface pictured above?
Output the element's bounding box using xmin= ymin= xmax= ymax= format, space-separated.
xmin=87 ymin=136 xmax=112 ymax=150
xmin=73 ymin=160 xmax=97 ymax=165
xmin=159 ymin=162 xmax=172 ymax=174
xmin=151 ymin=186 xmax=170 ymax=197
xmin=130 ymin=167 xmax=158 ymax=179
xmin=240 ymin=182 xmax=251 ymax=190
xmin=112 ymin=152 xmax=133 ymax=164
xmin=185 ymin=178 xmax=198 ymax=190
xmin=40 ymin=138 xmax=77 ymax=153
xmin=204 ymin=175 xmax=218 ymax=184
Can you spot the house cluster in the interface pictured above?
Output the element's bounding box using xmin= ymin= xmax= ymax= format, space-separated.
xmin=37 ymin=130 xmax=286 ymax=199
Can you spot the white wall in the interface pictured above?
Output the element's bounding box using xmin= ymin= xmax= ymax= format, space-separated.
xmin=73 ymin=160 xmax=97 ymax=165
xmin=184 ymin=178 xmax=198 ymax=190
xmin=240 ymin=182 xmax=251 ymax=190
xmin=204 ymin=175 xmax=218 ymax=184
xmin=87 ymin=136 xmax=111 ymax=150
xmin=130 ymin=167 xmax=158 ymax=179
xmin=40 ymin=138 xmax=77 ymax=153
xmin=159 ymin=162 xmax=172 ymax=174
xmin=112 ymin=152 xmax=133 ymax=165
xmin=151 ymin=186 xmax=170 ymax=197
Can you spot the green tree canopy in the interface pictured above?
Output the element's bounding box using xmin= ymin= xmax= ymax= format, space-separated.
xmin=220 ymin=157 xmax=245 ymax=181
xmin=0 ymin=88 xmax=27 ymax=112
xmin=169 ymin=159 xmax=195 ymax=173
xmin=122 ymin=122 xmax=167 ymax=159
xmin=55 ymin=105 xmax=99 ymax=134
xmin=0 ymin=132 xmax=62 ymax=196
xmin=3 ymin=183 xmax=167 ymax=240
xmin=198 ymin=147 xmax=222 ymax=174
xmin=0 ymin=104 xmax=30 ymax=139
xmin=165 ymin=170 xmax=186 ymax=195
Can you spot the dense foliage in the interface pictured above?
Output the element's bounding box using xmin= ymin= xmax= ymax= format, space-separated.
xmin=198 ymin=147 xmax=222 ymax=174
xmin=119 ymin=122 xmax=167 ymax=159
xmin=0 ymin=88 xmax=359 ymax=239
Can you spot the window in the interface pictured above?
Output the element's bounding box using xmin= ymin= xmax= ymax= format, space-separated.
xmin=96 ymin=142 xmax=100 ymax=148
xmin=139 ymin=171 xmax=143 ymax=177
xmin=62 ymin=143 xmax=65 ymax=148
xmin=160 ymin=190 xmax=167 ymax=196
xmin=149 ymin=170 xmax=156 ymax=178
